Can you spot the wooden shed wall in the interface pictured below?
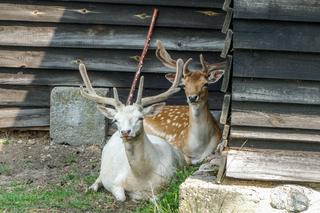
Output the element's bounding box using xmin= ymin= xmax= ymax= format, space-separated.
xmin=0 ymin=0 xmax=226 ymax=129
xmin=223 ymin=0 xmax=320 ymax=182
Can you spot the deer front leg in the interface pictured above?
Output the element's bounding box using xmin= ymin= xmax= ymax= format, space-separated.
xmin=111 ymin=186 xmax=126 ymax=202
xmin=89 ymin=176 xmax=102 ymax=192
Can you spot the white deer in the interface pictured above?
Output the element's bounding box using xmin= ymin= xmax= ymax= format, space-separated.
xmin=78 ymin=60 xmax=185 ymax=201
xmin=144 ymin=41 xmax=225 ymax=165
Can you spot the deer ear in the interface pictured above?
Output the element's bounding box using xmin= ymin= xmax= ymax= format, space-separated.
xmin=143 ymin=102 xmax=166 ymax=117
xmin=97 ymin=105 xmax=117 ymax=119
xmin=165 ymin=73 xmax=183 ymax=85
xmin=208 ymin=69 xmax=224 ymax=84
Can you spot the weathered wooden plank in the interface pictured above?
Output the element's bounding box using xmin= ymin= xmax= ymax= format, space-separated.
xmin=231 ymin=126 xmax=320 ymax=143
xmin=0 ymin=48 xmax=224 ymax=72
xmin=0 ymin=23 xmax=224 ymax=51
xmin=234 ymin=0 xmax=320 ymax=23
xmin=220 ymin=55 xmax=232 ymax=92
xmin=54 ymin=0 xmax=224 ymax=8
xmin=229 ymin=138 xmax=320 ymax=152
xmin=0 ymin=1 xmax=225 ymax=29
xmin=220 ymin=30 xmax=233 ymax=58
xmin=0 ymin=107 xmax=49 ymax=128
xmin=219 ymin=93 xmax=231 ymax=124
xmin=226 ymin=149 xmax=320 ymax=182
xmin=231 ymin=102 xmax=320 ymax=130
xmin=233 ymin=50 xmax=320 ymax=81
xmin=0 ymin=68 xmax=223 ymax=91
xmin=0 ymin=86 xmax=224 ymax=109
xmin=222 ymin=124 xmax=230 ymax=140
xmin=234 ymin=20 xmax=320 ymax=53
xmin=221 ymin=9 xmax=232 ymax=34
xmin=233 ymin=78 xmax=320 ymax=105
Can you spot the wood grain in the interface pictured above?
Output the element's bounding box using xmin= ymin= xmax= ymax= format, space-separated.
xmin=0 ymin=23 xmax=224 ymax=51
xmin=226 ymin=149 xmax=320 ymax=182
xmin=0 ymin=1 xmax=225 ymax=29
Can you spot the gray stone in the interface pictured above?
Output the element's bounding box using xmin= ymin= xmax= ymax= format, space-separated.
xmin=50 ymin=87 xmax=109 ymax=145
xmin=179 ymin=172 xmax=320 ymax=213
xmin=270 ymin=185 xmax=310 ymax=212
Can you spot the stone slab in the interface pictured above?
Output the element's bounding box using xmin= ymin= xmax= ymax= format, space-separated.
xmin=50 ymin=87 xmax=109 ymax=145
xmin=179 ymin=173 xmax=320 ymax=213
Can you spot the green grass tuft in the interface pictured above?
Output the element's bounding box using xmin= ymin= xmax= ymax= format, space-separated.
xmin=135 ymin=165 xmax=199 ymax=213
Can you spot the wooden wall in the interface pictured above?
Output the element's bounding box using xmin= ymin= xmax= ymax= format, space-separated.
xmin=222 ymin=0 xmax=320 ymax=183
xmin=0 ymin=0 xmax=226 ymax=129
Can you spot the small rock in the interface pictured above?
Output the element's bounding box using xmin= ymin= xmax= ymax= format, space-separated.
xmin=17 ymin=140 xmax=23 ymax=144
xmin=270 ymin=185 xmax=309 ymax=212
xmin=44 ymin=146 xmax=50 ymax=150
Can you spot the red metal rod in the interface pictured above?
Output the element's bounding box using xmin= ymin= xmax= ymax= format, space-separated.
xmin=126 ymin=8 xmax=159 ymax=105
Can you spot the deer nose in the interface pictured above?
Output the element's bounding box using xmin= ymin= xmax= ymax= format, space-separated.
xmin=121 ymin=130 xmax=131 ymax=137
xmin=188 ymin=95 xmax=199 ymax=103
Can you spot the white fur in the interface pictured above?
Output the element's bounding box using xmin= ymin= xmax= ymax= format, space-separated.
xmin=90 ymin=104 xmax=184 ymax=201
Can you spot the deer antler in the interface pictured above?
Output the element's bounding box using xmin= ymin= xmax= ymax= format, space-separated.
xmin=79 ymin=63 xmax=123 ymax=108
xmin=156 ymin=40 xmax=226 ymax=74
xmin=141 ymin=58 xmax=184 ymax=107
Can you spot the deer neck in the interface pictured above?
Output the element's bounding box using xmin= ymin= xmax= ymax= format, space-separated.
xmin=123 ymin=131 xmax=156 ymax=176
xmin=187 ymin=100 xmax=216 ymax=158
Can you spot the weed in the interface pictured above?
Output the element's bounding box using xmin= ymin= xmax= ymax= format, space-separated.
xmin=0 ymin=164 xmax=11 ymax=176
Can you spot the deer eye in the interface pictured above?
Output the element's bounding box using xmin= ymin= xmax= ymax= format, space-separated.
xmin=203 ymin=83 xmax=209 ymax=88
xmin=138 ymin=117 xmax=143 ymax=121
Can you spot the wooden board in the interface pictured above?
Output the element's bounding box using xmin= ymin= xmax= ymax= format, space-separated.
xmin=0 ymin=68 xmax=222 ymax=91
xmin=231 ymin=126 xmax=320 ymax=143
xmin=230 ymin=139 xmax=320 ymax=152
xmin=233 ymin=50 xmax=320 ymax=81
xmin=232 ymin=78 xmax=320 ymax=105
xmin=0 ymin=47 xmax=224 ymax=72
xmin=233 ymin=20 xmax=320 ymax=53
xmin=51 ymin=0 xmax=224 ymax=8
xmin=0 ymin=1 xmax=225 ymax=29
xmin=231 ymin=102 xmax=320 ymax=130
xmin=0 ymin=86 xmax=224 ymax=109
xmin=0 ymin=23 xmax=224 ymax=51
xmin=0 ymin=107 xmax=49 ymax=128
xmin=234 ymin=0 xmax=320 ymax=23
xmin=226 ymin=149 xmax=320 ymax=182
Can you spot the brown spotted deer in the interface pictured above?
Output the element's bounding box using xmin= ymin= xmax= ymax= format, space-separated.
xmin=78 ymin=60 xmax=185 ymax=201
xmin=144 ymin=41 xmax=225 ymax=165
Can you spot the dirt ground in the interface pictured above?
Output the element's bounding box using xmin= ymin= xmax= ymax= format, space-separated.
xmin=0 ymin=130 xmax=141 ymax=212
xmin=0 ymin=130 xmax=101 ymax=187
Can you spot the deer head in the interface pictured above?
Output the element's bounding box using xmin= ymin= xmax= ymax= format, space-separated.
xmin=156 ymin=40 xmax=225 ymax=106
xmin=78 ymin=59 xmax=184 ymax=141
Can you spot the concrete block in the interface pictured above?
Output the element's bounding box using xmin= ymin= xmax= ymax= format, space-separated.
xmin=50 ymin=87 xmax=109 ymax=145
xmin=179 ymin=173 xmax=320 ymax=213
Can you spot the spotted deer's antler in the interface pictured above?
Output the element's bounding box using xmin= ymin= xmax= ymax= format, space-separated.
xmin=78 ymin=63 xmax=123 ymax=108
xmin=138 ymin=58 xmax=184 ymax=107
xmin=156 ymin=40 xmax=226 ymax=74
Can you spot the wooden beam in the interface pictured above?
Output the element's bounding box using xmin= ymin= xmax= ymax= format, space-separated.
xmin=234 ymin=20 xmax=320 ymax=53
xmin=0 ymin=1 xmax=225 ymax=29
xmin=0 ymin=86 xmax=224 ymax=109
xmin=0 ymin=108 xmax=49 ymax=128
xmin=222 ymin=0 xmax=232 ymax=11
xmin=231 ymin=126 xmax=320 ymax=143
xmin=229 ymin=138 xmax=320 ymax=152
xmin=0 ymin=68 xmax=223 ymax=91
xmin=220 ymin=55 xmax=232 ymax=92
xmin=234 ymin=0 xmax=320 ymax=23
xmin=219 ymin=93 xmax=231 ymax=124
xmin=226 ymin=149 xmax=320 ymax=182
xmin=0 ymin=23 xmax=224 ymax=51
xmin=233 ymin=78 xmax=320 ymax=105
xmin=222 ymin=124 xmax=230 ymax=140
xmin=231 ymin=102 xmax=320 ymax=130
xmin=54 ymin=0 xmax=224 ymax=9
xmin=220 ymin=30 xmax=233 ymax=58
xmin=0 ymin=47 xmax=224 ymax=72
xmin=221 ymin=9 xmax=233 ymax=34
xmin=233 ymin=50 xmax=320 ymax=81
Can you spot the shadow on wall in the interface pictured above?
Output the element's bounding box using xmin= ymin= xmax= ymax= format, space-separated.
xmin=0 ymin=1 xmax=225 ymax=131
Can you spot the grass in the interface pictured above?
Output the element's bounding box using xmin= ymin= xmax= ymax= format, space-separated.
xmin=0 ymin=166 xmax=199 ymax=212
xmin=136 ymin=165 xmax=199 ymax=213
xmin=0 ymin=138 xmax=11 ymax=145
xmin=0 ymin=164 xmax=12 ymax=176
